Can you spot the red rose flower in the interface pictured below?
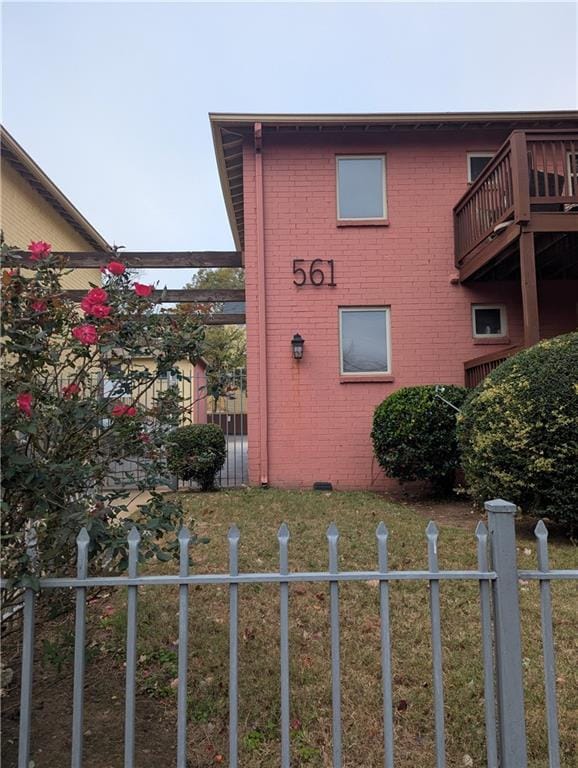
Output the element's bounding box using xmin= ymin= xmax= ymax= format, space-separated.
xmin=111 ymin=403 xmax=137 ymax=417
xmin=81 ymin=288 xmax=111 ymax=317
xmin=134 ymin=283 xmax=154 ymax=298
xmin=72 ymin=324 xmax=99 ymax=345
xmin=17 ymin=392 xmax=33 ymax=418
xmin=138 ymin=432 xmax=151 ymax=443
xmin=31 ymin=300 xmax=47 ymax=312
xmin=27 ymin=241 xmax=52 ymax=261
xmin=62 ymin=383 xmax=81 ymax=398
xmin=106 ymin=261 xmax=126 ymax=276
xmin=85 ymin=287 xmax=108 ymax=304
xmin=86 ymin=303 xmax=112 ymax=319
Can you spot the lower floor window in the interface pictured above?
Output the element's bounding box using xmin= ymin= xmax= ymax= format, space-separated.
xmin=472 ymin=304 xmax=507 ymax=337
xmin=339 ymin=307 xmax=391 ymax=374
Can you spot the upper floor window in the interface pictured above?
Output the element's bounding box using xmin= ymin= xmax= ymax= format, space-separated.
xmin=472 ymin=304 xmax=507 ymax=338
xmin=336 ymin=156 xmax=387 ymax=220
xmin=467 ymin=153 xmax=494 ymax=183
xmin=339 ymin=307 xmax=391 ymax=374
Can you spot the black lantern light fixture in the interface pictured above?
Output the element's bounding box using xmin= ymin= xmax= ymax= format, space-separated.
xmin=291 ymin=333 xmax=305 ymax=360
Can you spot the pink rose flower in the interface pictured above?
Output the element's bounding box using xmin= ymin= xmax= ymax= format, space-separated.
xmin=17 ymin=392 xmax=33 ymax=418
xmin=31 ymin=300 xmax=47 ymax=312
xmin=72 ymin=324 xmax=99 ymax=345
xmin=134 ymin=283 xmax=154 ymax=298
xmin=27 ymin=241 xmax=52 ymax=261
xmin=106 ymin=261 xmax=126 ymax=276
xmin=62 ymin=383 xmax=81 ymax=398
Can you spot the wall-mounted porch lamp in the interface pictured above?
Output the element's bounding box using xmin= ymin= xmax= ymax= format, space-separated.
xmin=291 ymin=333 xmax=305 ymax=360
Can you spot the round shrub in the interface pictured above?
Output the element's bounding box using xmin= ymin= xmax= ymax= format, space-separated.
xmin=457 ymin=332 xmax=578 ymax=527
xmin=371 ymin=384 xmax=468 ymax=492
xmin=166 ymin=424 xmax=226 ymax=491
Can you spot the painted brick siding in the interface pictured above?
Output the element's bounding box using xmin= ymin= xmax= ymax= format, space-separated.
xmin=243 ymin=130 xmax=578 ymax=490
xmin=1 ymin=158 xmax=101 ymax=288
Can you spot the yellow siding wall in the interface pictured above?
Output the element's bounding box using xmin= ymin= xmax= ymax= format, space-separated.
xmin=124 ymin=358 xmax=198 ymax=423
xmin=1 ymin=158 xmax=101 ymax=289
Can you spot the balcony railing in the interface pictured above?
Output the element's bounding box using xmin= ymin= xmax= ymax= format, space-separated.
xmin=464 ymin=346 xmax=520 ymax=388
xmin=454 ymin=130 xmax=578 ymax=268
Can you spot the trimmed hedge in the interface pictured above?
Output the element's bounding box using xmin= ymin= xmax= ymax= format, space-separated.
xmin=166 ymin=424 xmax=226 ymax=491
xmin=457 ymin=332 xmax=578 ymax=527
xmin=371 ymin=384 xmax=468 ymax=492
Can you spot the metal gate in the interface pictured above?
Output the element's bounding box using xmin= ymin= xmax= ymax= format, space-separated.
xmin=60 ymin=367 xmax=248 ymax=490
xmin=185 ymin=368 xmax=248 ymax=489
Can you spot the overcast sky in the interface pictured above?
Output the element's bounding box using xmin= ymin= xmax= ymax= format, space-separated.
xmin=2 ymin=1 xmax=577 ymax=287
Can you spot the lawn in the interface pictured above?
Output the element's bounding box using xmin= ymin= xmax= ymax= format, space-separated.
xmin=2 ymin=489 xmax=577 ymax=768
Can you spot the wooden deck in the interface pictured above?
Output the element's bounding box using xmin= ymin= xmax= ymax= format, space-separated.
xmin=454 ymin=130 xmax=578 ymax=282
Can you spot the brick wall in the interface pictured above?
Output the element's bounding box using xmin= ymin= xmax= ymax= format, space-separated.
xmin=242 ymin=130 xmax=578 ymax=490
xmin=1 ymin=158 xmax=101 ymax=288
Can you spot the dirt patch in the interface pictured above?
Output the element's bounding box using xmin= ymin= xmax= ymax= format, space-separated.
xmin=2 ymin=627 xmax=179 ymax=768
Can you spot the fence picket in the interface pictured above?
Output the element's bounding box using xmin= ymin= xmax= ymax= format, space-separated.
xmin=228 ymin=524 xmax=240 ymax=768
xmin=278 ymin=523 xmax=291 ymax=768
xmin=17 ymin=527 xmax=38 ymax=768
xmin=535 ymin=520 xmax=561 ymax=768
xmin=71 ymin=527 xmax=90 ymax=768
xmin=376 ymin=522 xmax=394 ymax=768
xmin=124 ymin=527 xmax=140 ymax=768
xmin=177 ymin=526 xmax=191 ymax=768
xmin=475 ymin=522 xmax=498 ymax=768
xmin=327 ymin=522 xmax=342 ymax=768
xmin=426 ymin=521 xmax=446 ymax=768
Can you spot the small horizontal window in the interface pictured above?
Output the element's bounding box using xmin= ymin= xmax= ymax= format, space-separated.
xmin=158 ymin=370 xmax=179 ymax=385
xmin=472 ymin=305 xmax=507 ymax=337
xmin=339 ymin=307 xmax=391 ymax=374
xmin=467 ymin=153 xmax=494 ymax=183
xmin=337 ymin=156 xmax=387 ymax=220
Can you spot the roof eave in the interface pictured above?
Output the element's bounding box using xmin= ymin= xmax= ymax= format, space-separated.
xmin=210 ymin=120 xmax=243 ymax=252
xmin=1 ymin=125 xmax=111 ymax=252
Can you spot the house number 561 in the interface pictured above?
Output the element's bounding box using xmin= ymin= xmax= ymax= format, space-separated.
xmin=292 ymin=259 xmax=336 ymax=287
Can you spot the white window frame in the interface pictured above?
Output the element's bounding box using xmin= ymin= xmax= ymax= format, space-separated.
xmin=467 ymin=152 xmax=495 ymax=183
xmin=158 ymin=370 xmax=179 ymax=386
xmin=339 ymin=307 xmax=392 ymax=375
xmin=472 ymin=304 xmax=507 ymax=338
xmin=336 ymin=155 xmax=388 ymax=221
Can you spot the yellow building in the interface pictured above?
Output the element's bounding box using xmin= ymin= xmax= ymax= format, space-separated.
xmin=1 ymin=125 xmax=109 ymax=287
xmin=1 ymin=127 xmax=210 ymax=425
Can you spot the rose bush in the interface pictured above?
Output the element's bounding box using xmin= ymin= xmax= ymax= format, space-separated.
xmin=0 ymin=240 xmax=209 ymax=617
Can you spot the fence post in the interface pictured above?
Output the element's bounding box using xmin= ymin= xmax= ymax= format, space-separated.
xmin=485 ymin=499 xmax=527 ymax=768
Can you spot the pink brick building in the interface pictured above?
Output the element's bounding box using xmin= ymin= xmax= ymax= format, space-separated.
xmin=211 ymin=112 xmax=578 ymax=490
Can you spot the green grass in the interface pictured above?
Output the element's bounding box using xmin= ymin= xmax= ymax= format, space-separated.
xmin=107 ymin=489 xmax=577 ymax=768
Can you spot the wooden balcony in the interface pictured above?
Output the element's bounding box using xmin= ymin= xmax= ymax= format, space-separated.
xmin=454 ymin=130 xmax=578 ymax=281
xmin=464 ymin=346 xmax=521 ymax=388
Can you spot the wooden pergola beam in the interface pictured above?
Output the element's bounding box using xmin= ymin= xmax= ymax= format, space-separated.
xmin=64 ymin=288 xmax=246 ymax=303
xmin=204 ymin=313 xmax=246 ymax=325
xmin=3 ymin=251 xmax=243 ymax=269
